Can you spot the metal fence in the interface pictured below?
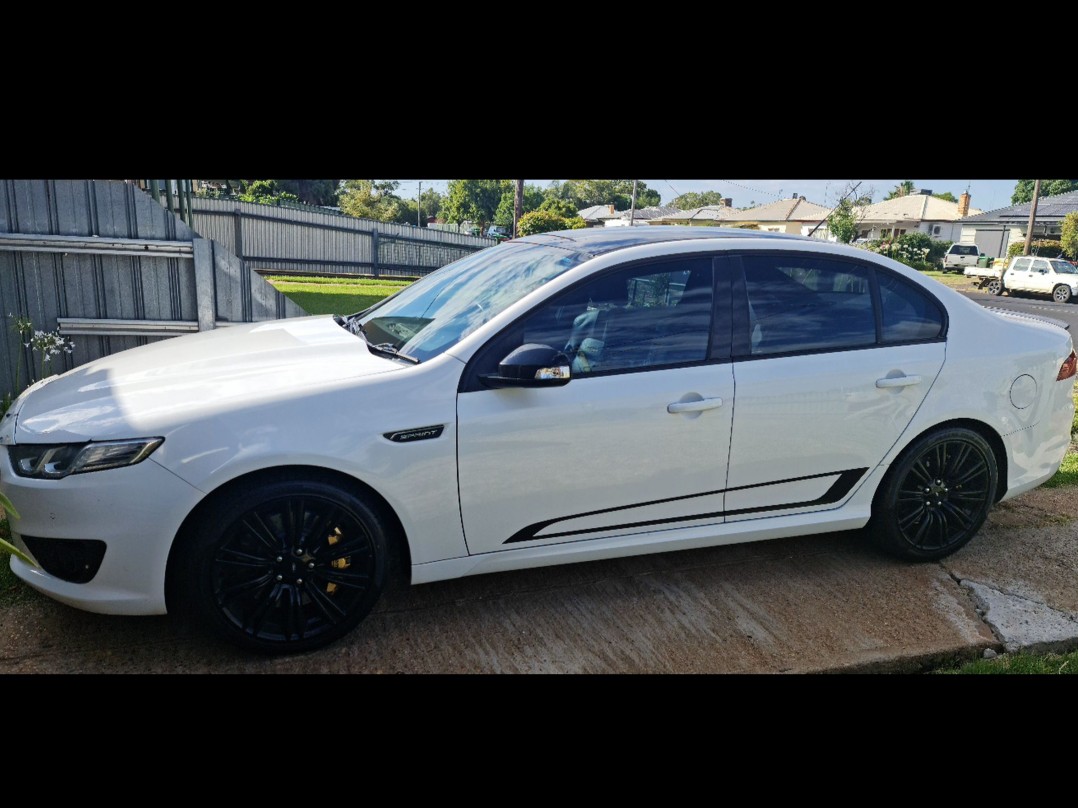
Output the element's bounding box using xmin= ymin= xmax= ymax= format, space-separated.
xmin=0 ymin=179 xmax=306 ymax=397
xmin=189 ymin=196 xmax=495 ymax=278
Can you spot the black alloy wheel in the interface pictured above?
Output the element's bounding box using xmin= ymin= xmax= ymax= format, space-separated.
xmin=870 ymin=428 xmax=997 ymax=561
xmin=175 ymin=478 xmax=389 ymax=654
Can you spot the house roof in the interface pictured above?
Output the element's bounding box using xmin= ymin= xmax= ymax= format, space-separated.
xmin=725 ymin=197 xmax=832 ymax=222
xmin=577 ymin=204 xmax=621 ymax=220
xmin=855 ymin=194 xmax=982 ymax=223
xmin=651 ymin=205 xmax=741 ymax=223
xmin=618 ymin=205 xmax=681 ymax=221
xmin=961 ymin=191 xmax=1078 ymax=225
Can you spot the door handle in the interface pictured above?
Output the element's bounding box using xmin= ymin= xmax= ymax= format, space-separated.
xmin=876 ymin=375 xmax=922 ymax=389
xmin=667 ymin=397 xmax=724 ymax=413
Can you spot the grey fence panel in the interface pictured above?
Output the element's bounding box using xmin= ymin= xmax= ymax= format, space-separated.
xmin=190 ymin=196 xmax=494 ymax=278
xmin=0 ymin=180 xmax=307 ymax=398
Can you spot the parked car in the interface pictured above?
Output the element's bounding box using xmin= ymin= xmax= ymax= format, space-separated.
xmin=941 ymin=243 xmax=984 ymax=272
xmin=999 ymin=256 xmax=1078 ymax=303
xmin=3 ymin=227 xmax=1075 ymax=654
xmin=486 ymin=225 xmax=512 ymax=242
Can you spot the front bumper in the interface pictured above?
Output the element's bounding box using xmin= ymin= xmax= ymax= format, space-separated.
xmin=2 ymin=455 xmax=204 ymax=615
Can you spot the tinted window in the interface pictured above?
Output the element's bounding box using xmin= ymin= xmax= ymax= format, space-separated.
xmin=1032 ymin=259 xmax=1050 ymax=273
xmin=493 ymin=258 xmax=714 ymax=377
xmin=952 ymin=245 xmax=978 ymax=256
xmin=879 ymin=273 xmax=944 ymax=342
xmin=743 ymin=256 xmax=875 ymax=355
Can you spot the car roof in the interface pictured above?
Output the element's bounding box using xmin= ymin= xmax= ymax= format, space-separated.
xmin=513 ymin=226 xmax=809 ymax=258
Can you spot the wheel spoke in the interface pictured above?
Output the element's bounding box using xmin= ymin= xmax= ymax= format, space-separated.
xmin=909 ymin=460 xmax=933 ymax=485
xmin=215 ymin=546 xmax=273 ymax=570
xmin=242 ymin=512 xmax=281 ymax=553
xmin=317 ymin=567 xmax=372 ymax=590
xmin=953 ymin=460 xmax=988 ymax=487
xmin=217 ymin=571 xmax=276 ymax=604
xmin=242 ymin=581 xmax=284 ymax=637
xmin=943 ymin=443 xmax=972 ymax=478
xmin=306 ymin=584 xmax=349 ymax=624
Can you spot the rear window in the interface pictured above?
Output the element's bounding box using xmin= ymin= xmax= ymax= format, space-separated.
xmin=951 ymin=245 xmax=978 ymax=256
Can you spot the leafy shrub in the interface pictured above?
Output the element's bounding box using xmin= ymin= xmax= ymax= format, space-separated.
xmin=517 ymin=211 xmax=585 ymax=236
xmin=1008 ymin=239 xmax=1063 ymax=259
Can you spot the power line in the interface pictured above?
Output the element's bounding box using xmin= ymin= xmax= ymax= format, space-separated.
xmin=716 ymin=180 xmax=784 ymax=200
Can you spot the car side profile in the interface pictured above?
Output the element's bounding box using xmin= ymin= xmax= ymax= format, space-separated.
xmin=1001 ymin=255 xmax=1078 ymax=303
xmin=2 ymin=227 xmax=1074 ymax=654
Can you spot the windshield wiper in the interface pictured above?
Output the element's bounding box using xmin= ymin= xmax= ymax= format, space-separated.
xmin=367 ymin=342 xmax=421 ymax=364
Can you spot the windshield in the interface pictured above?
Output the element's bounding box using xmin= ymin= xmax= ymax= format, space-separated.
xmin=1050 ymin=259 xmax=1077 ymax=274
xmin=355 ymin=242 xmax=586 ymax=362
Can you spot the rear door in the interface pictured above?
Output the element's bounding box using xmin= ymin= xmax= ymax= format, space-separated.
xmin=725 ymin=253 xmax=946 ymax=520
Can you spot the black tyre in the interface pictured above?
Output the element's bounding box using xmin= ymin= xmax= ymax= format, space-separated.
xmin=1053 ymin=284 xmax=1072 ymax=304
xmin=174 ymin=477 xmax=389 ymax=654
xmin=869 ymin=428 xmax=997 ymax=561
xmin=986 ymin=278 xmax=1003 ymax=296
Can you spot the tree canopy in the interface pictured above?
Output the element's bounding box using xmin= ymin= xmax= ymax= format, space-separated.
xmin=671 ymin=190 xmax=729 ymax=210
xmin=338 ymin=180 xmax=409 ymax=222
xmin=884 ymin=181 xmax=916 ymax=200
xmin=1062 ymin=211 xmax=1078 ymax=260
xmin=1011 ymin=180 xmax=1078 ymax=205
xmin=548 ymin=180 xmax=661 ymax=211
xmin=443 ymin=180 xmax=511 ymax=230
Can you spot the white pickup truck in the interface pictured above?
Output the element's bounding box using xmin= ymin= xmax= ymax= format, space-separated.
xmin=971 ymin=255 xmax=1078 ymax=302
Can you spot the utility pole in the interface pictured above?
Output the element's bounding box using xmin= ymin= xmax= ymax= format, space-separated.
xmin=514 ymin=179 xmax=523 ymax=237
xmin=417 ymin=181 xmax=422 ymax=227
xmin=628 ymin=179 xmax=638 ymax=226
xmin=1023 ymin=179 xmax=1042 ymax=256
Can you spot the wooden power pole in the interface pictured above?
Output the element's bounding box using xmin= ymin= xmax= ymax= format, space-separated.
xmin=514 ymin=180 xmax=523 ymax=237
xmin=1023 ymin=179 xmax=1042 ymax=256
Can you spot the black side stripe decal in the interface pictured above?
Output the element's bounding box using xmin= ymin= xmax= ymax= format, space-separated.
xmin=503 ymin=468 xmax=868 ymax=544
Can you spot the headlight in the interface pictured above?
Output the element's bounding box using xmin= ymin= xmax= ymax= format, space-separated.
xmin=8 ymin=438 xmax=164 ymax=479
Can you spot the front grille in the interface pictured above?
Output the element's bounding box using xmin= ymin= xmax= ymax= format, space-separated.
xmin=20 ymin=536 xmax=106 ymax=584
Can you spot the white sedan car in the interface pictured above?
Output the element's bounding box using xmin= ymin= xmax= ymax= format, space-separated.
xmin=2 ymin=228 xmax=1074 ymax=654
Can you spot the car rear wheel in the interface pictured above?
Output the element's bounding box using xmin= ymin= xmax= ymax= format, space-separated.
xmin=869 ymin=428 xmax=997 ymax=561
xmin=1053 ymin=284 xmax=1072 ymax=304
xmin=173 ymin=477 xmax=389 ymax=654
xmin=986 ymin=278 xmax=1003 ymax=295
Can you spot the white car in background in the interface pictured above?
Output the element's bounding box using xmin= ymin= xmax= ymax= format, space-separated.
xmin=2 ymin=227 xmax=1074 ymax=654
xmin=1001 ymin=255 xmax=1078 ymax=303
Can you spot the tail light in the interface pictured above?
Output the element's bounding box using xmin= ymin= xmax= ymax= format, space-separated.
xmin=1058 ymin=350 xmax=1077 ymax=381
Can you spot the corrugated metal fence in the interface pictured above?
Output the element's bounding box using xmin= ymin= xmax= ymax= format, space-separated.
xmin=189 ymin=196 xmax=495 ymax=278
xmin=0 ymin=179 xmax=306 ymax=398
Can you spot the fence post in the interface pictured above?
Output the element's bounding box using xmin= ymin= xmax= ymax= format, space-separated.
xmin=371 ymin=228 xmax=380 ymax=278
xmin=233 ymin=208 xmax=244 ymax=260
xmin=193 ymin=237 xmax=216 ymax=331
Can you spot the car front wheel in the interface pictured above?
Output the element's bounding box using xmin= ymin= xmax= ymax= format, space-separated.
xmin=173 ymin=476 xmax=389 ymax=654
xmin=869 ymin=428 xmax=997 ymax=561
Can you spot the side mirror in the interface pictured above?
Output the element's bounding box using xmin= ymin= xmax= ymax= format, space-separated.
xmin=481 ymin=344 xmax=571 ymax=388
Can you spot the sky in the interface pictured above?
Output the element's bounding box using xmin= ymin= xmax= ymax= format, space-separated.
xmin=390 ymin=179 xmax=1021 ymax=213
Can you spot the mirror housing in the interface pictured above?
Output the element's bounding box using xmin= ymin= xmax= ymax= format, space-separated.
xmin=481 ymin=344 xmax=571 ymax=388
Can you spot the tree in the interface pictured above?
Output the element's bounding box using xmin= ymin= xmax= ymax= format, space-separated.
xmin=517 ymin=210 xmax=585 ymax=236
xmin=853 ymin=194 xmax=874 ymax=206
xmin=538 ymin=197 xmax=578 ymax=218
xmin=547 ymin=180 xmax=661 ymax=210
xmin=671 ymin=190 xmax=728 ymax=209
xmin=827 ymin=198 xmax=859 ymax=243
xmin=338 ymin=180 xmax=408 ymax=222
xmin=276 ymin=180 xmax=339 ymax=206
xmin=493 ymin=183 xmax=544 ymax=227
xmin=931 ymin=191 xmax=958 ymax=203
xmin=443 ymin=180 xmax=511 ymax=232
xmin=1011 ymin=180 xmax=1078 ymax=205
xmin=884 ymin=180 xmax=916 ymax=200
xmin=1061 ymin=211 xmax=1078 ymax=260
xmin=234 ymin=180 xmax=299 ymax=206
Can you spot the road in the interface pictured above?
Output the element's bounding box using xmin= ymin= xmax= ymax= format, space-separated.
xmin=961 ymin=287 xmax=1078 ymax=332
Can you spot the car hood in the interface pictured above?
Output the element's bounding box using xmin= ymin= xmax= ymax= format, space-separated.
xmin=9 ymin=316 xmax=403 ymax=443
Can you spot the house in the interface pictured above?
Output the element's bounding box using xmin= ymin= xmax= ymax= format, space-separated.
xmin=603 ymin=205 xmax=681 ymax=227
xmin=958 ymin=190 xmax=1078 ymax=259
xmin=721 ymin=196 xmax=833 ymax=235
xmin=577 ymin=204 xmax=623 ymax=227
xmin=649 ymin=203 xmax=741 ymax=226
xmin=852 ymin=192 xmax=981 ymax=243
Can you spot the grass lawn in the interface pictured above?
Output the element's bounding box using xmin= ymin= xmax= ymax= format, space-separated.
xmin=934 ymin=649 xmax=1078 ymax=674
xmin=265 ymin=275 xmax=412 ymax=316
xmin=919 ymin=269 xmax=983 ymax=291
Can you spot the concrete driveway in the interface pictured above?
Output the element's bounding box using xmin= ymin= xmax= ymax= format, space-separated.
xmin=2 ymin=486 xmax=1075 ymax=674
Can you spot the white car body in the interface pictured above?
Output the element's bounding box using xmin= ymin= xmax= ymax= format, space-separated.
xmin=2 ymin=228 xmax=1074 ymax=653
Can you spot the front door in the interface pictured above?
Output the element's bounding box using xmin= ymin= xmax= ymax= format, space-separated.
xmin=456 ymin=256 xmax=734 ymax=554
